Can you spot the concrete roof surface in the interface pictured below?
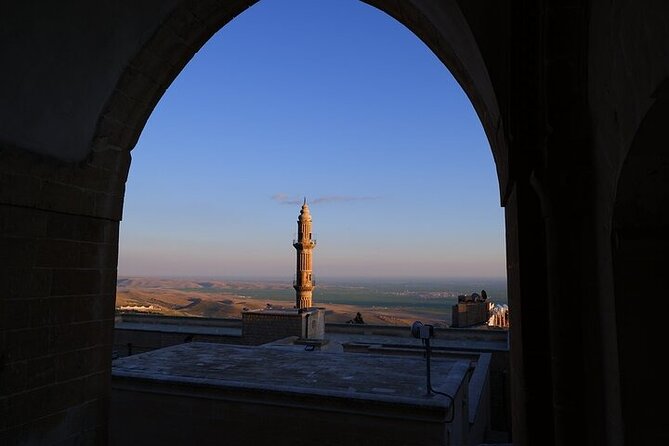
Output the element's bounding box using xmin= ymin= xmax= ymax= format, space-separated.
xmin=112 ymin=342 xmax=469 ymax=408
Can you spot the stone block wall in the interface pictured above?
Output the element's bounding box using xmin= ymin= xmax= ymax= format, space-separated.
xmin=242 ymin=310 xmax=304 ymax=345
xmin=451 ymin=302 xmax=490 ymax=328
xmin=113 ymin=328 xmax=243 ymax=357
xmin=306 ymin=308 xmax=325 ymax=340
xmin=241 ymin=309 xmax=324 ymax=345
xmin=0 ymin=145 xmax=128 ymax=444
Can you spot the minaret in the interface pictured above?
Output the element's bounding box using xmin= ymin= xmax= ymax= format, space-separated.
xmin=293 ymin=199 xmax=316 ymax=309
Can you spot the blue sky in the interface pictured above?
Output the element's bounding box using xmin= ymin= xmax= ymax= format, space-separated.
xmin=118 ymin=0 xmax=506 ymax=279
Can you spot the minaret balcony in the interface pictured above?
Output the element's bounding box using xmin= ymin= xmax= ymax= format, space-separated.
xmin=293 ymin=279 xmax=316 ymax=288
xmin=292 ymin=239 xmax=316 ymax=249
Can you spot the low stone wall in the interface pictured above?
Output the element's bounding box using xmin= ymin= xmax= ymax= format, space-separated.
xmin=113 ymin=314 xmax=509 ymax=356
xmin=113 ymin=328 xmax=243 ymax=358
xmin=113 ymin=315 xmax=243 ymax=357
xmin=326 ymin=322 xmax=509 ymax=342
xmin=115 ymin=313 xmax=242 ymax=328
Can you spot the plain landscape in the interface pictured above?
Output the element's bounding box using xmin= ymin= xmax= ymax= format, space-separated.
xmin=115 ymin=276 xmax=508 ymax=327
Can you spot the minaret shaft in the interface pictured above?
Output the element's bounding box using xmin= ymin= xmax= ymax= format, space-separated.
xmin=293 ymin=201 xmax=316 ymax=309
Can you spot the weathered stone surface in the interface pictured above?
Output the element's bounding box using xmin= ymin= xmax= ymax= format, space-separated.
xmin=111 ymin=342 xmax=470 ymax=445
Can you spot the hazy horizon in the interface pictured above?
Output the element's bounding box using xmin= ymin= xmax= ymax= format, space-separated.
xmin=117 ymin=273 xmax=507 ymax=282
xmin=116 ymin=274 xmax=508 ymax=300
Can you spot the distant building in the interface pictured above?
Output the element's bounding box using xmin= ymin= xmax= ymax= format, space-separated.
xmin=488 ymin=304 xmax=510 ymax=328
xmin=293 ymin=199 xmax=316 ymax=309
xmin=452 ymin=290 xmax=509 ymax=328
xmin=451 ymin=300 xmax=491 ymax=327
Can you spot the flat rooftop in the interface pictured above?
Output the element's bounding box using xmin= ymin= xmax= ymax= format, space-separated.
xmin=112 ymin=342 xmax=469 ymax=408
xmin=328 ymin=332 xmax=508 ymax=352
xmin=111 ymin=342 xmax=481 ymax=445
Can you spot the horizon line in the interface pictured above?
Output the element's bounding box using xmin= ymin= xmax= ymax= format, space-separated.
xmin=117 ymin=273 xmax=507 ymax=282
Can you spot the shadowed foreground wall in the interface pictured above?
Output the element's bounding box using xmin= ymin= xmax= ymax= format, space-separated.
xmin=0 ymin=146 xmax=128 ymax=443
xmin=611 ymin=82 xmax=669 ymax=445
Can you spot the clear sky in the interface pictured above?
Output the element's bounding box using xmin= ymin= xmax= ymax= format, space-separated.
xmin=118 ymin=0 xmax=506 ymax=280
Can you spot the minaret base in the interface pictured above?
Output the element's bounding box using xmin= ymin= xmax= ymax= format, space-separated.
xmin=296 ymin=293 xmax=312 ymax=309
xmin=242 ymin=307 xmax=325 ymax=344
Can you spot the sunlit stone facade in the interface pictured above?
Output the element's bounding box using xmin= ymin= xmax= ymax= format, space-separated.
xmin=293 ymin=200 xmax=316 ymax=309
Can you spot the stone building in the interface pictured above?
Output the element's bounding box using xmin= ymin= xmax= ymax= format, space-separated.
xmin=293 ymin=200 xmax=316 ymax=309
xmin=488 ymin=304 xmax=510 ymax=329
xmin=1 ymin=1 xmax=668 ymax=445
xmin=240 ymin=202 xmax=324 ymax=345
xmin=451 ymin=300 xmax=491 ymax=328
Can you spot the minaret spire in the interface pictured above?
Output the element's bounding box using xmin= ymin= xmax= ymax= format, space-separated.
xmin=293 ymin=200 xmax=316 ymax=309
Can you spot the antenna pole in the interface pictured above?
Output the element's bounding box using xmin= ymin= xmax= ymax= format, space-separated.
xmin=425 ymin=337 xmax=432 ymax=395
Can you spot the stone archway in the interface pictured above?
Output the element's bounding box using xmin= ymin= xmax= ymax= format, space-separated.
xmin=0 ymin=1 xmax=512 ymax=444
xmin=95 ymin=0 xmax=513 ymax=438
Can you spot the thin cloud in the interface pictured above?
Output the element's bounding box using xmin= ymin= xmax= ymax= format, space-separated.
xmin=271 ymin=193 xmax=303 ymax=205
xmin=271 ymin=193 xmax=379 ymax=205
xmin=312 ymin=195 xmax=379 ymax=204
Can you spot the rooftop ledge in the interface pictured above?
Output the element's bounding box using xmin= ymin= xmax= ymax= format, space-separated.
xmin=112 ymin=342 xmax=468 ymax=413
xmin=111 ymin=342 xmax=482 ymax=445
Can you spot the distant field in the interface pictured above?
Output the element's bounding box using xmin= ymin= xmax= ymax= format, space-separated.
xmin=115 ymin=276 xmax=507 ymax=327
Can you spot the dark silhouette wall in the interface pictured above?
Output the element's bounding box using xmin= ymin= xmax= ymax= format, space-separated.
xmin=1 ymin=0 xmax=668 ymax=445
xmin=612 ymin=81 xmax=669 ymax=446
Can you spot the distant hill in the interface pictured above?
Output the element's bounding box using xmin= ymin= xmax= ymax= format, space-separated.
xmin=117 ymin=277 xmax=232 ymax=289
xmin=115 ymin=276 xmax=455 ymax=327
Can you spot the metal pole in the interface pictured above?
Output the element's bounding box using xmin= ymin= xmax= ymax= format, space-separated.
xmin=425 ymin=338 xmax=432 ymax=395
